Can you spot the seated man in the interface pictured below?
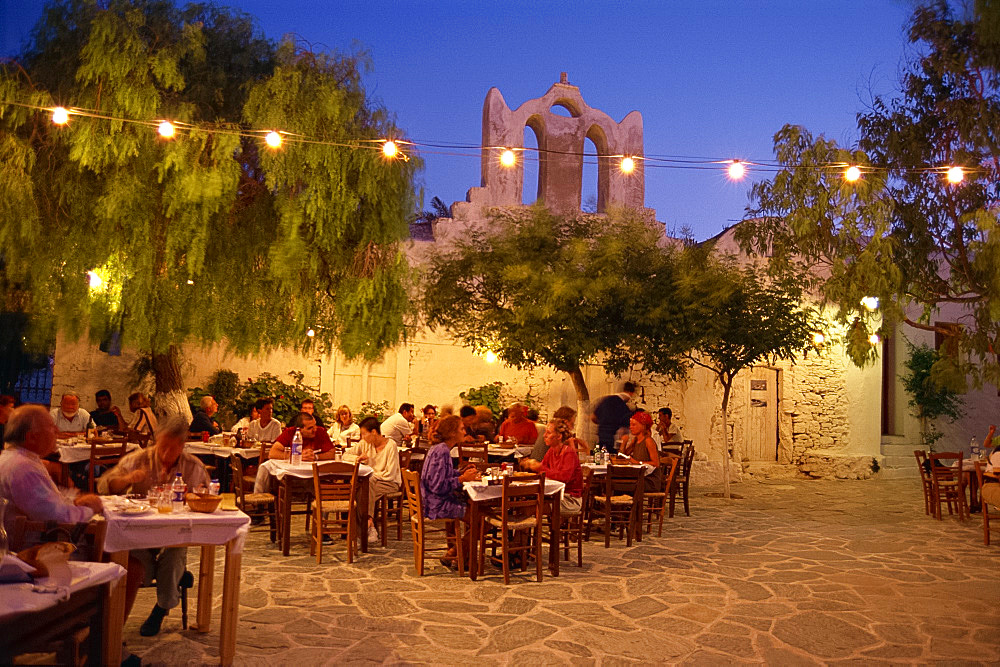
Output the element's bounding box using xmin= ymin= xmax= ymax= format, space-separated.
xmin=248 ymin=397 xmax=282 ymax=443
xmin=50 ymin=392 xmax=90 ymax=436
xmin=126 ymin=392 xmax=158 ymax=438
xmin=91 ymin=389 xmax=126 ymax=431
xmin=498 ymin=403 xmax=539 ymax=445
xmin=268 ymin=412 xmax=335 ymax=461
xmin=299 ymin=399 xmax=325 ymax=428
xmin=0 ymin=405 xmax=105 ymax=537
xmin=656 ymin=407 xmax=684 ymax=453
xmin=380 ymin=403 xmax=414 ymax=447
xmin=459 ymin=405 xmax=478 ymax=443
xmin=189 ymin=395 xmax=222 ymax=438
xmin=345 ymin=416 xmax=402 ymax=544
xmin=99 ymin=415 xmax=211 ymax=637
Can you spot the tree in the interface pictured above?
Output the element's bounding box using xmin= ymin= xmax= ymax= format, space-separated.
xmin=738 ymin=0 xmax=1000 ymax=388
xmin=0 ymin=0 xmax=418 ymax=416
xmin=901 ymin=342 xmax=964 ymax=451
xmin=684 ymin=257 xmax=820 ymax=498
xmin=421 ymin=206 xmax=723 ymax=436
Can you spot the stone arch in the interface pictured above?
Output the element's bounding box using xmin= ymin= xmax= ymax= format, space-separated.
xmin=524 ymin=115 xmax=546 ymax=205
xmin=585 ymin=124 xmax=610 ymax=213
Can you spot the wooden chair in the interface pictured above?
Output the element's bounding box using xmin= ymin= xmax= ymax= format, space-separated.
xmin=914 ymin=450 xmax=934 ymax=515
xmin=376 ymin=449 xmax=412 ymax=546
xmin=588 ymin=464 xmax=645 ymax=548
xmin=479 ymin=473 xmax=545 ymax=584
xmin=310 ymin=460 xmax=360 ymax=564
xmin=644 ymin=455 xmax=681 ymax=537
xmin=400 ymin=469 xmax=464 ymax=575
xmin=458 ymin=443 xmax=489 ymax=472
xmin=229 ymin=454 xmax=276 ymax=541
xmin=9 ymin=517 xmax=109 ymax=666
xmin=668 ymin=441 xmax=695 ymax=518
xmin=87 ymin=440 xmax=128 ymax=492
xmin=973 ymin=460 xmax=1000 ymax=545
xmin=557 ymin=467 xmax=593 ymax=567
xmin=928 ymin=451 xmax=968 ymax=521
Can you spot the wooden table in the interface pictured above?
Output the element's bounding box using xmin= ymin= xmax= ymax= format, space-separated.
xmin=0 ymin=561 xmax=125 ymax=664
xmin=463 ymin=478 xmax=565 ymax=581
xmin=260 ymin=459 xmax=373 ymax=556
xmin=101 ymin=499 xmax=250 ymax=666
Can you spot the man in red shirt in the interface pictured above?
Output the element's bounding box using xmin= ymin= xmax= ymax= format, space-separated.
xmin=497 ymin=403 xmax=539 ymax=445
xmin=268 ymin=413 xmax=335 ymax=461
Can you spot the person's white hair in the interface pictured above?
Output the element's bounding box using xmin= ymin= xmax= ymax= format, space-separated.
xmin=4 ymin=405 xmax=51 ymax=446
xmin=157 ymin=414 xmax=190 ymax=441
xmin=199 ymin=395 xmax=215 ymax=411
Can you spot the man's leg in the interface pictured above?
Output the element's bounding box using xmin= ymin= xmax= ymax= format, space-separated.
xmin=139 ymin=547 xmax=187 ymax=636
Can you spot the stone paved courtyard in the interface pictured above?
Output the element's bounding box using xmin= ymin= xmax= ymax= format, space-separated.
xmin=123 ymin=478 xmax=999 ymax=665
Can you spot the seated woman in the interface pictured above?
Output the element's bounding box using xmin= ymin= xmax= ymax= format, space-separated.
xmin=982 ymin=424 xmax=999 ymax=510
xmin=530 ymin=406 xmax=588 ymax=461
xmin=328 ymin=404 xmax=361 ymax=446
xmin=618 ymin=411 xmax=663 ymax=492
xmin=420 ymin=415 xmax=480 ymax=566
xmin=126 ymin=392 xmax=158 ymax=440
xmin=520 ymin=417 xmax=584 ymax=514
xmin=231 ymin=404 xmax=259 ymax=434
xmin=344 ymin=416 xmax=400 ymax=544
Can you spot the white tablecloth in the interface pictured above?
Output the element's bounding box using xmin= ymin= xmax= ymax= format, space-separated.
xmin=449 ymin=444 xmax=533 ymax=459
xmin=0 ymin=560 xmax=125 ymax=621
xmin=102 ymin=498 xmax=251 ymax=554
xmin=463 ymin=478 xmax=565 ymax=502
xmin=261 ymin=458 xmax=374 ymax=481
xmin=185 ymin=442 xmax=261 ymax=459
xmin=582 ymin=462 xmax=655 ymax=475
xmin=56 ymin=441 xmax=140 ymax=464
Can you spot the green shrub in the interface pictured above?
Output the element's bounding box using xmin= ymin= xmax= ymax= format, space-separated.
xmin=189 ymin=370 xmax=333 ymax=429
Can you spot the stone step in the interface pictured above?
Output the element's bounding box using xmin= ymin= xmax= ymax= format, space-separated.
xmin=881 ymin=442 xmax=918 ymax=457
xmin=878 ymin=465 xmax=919 ymax=480
xmin=883 ymin=454 xmax=918 ymax=470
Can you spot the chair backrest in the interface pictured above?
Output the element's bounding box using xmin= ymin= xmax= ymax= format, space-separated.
xmin=230 ymin=453 xmax=248 ymax=506
xmin=259 ymin=441 xmax=271 ymax=463
xmin=398 ymin=448 xmax=413 ymax=471
xmin=500 ymin=473 xmax=545 ymax=525
xmin=312 ymin=460 xmax=359 ymax=507
xmin=679 ymin=441 xmax=695 ymax=478
xmin=928 ymin=451 xmax=963 ymax=482
xmin=11 ymin=516 xmax=108 ymax=562
xmin=661 ymin=454 xmax=681 ymax=491
xmin=914 ymin=450 xmax=930 ymax=481
xmin=401 ymin=468 xmax=423 ymax=527
xmin=605 ymin=463 xmax=644 ymax=502
xmin=88 ymin=441 xmax=128 ymax=492
xmin=458 ymin=444 xmax=489 ymax=471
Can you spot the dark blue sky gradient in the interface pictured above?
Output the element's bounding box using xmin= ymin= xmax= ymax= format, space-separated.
xmin=2 ymin=1 xmax=916 ymax=239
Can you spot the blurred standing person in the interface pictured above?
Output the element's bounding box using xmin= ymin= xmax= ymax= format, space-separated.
xmin=590 ymin=382 xmax=637 ymax=454
xmin=91 ymin=389 xmax=126 ymax=431
xmin=51 ymin=392 xmax=90 ymax=436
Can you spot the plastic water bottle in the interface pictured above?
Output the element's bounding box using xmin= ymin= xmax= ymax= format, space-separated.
xmin=970 ymin=437 xmax=980 ymax=460
xmin=209 ymin=479 xmax=220 ymax=495
xmin=87 ymin=418 xmax=96 ymax=440
xmin=290 ymin=428 xmax=303 ymax=465
xmin=171 ymin=472 xmax=185 ymax=510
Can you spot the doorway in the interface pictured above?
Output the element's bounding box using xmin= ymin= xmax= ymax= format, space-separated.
xmin=746 ymin=367 xmax=778 ymax=461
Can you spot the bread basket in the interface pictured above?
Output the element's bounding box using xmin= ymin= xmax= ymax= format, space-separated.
xmin=185 ymin=492 xmax=222 ymax=513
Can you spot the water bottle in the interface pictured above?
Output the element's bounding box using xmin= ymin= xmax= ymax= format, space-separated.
xmin=970 ymin=437 xmax=980 ymax=460
xmin=290 ymin=428 xmax=303 ymax=465
xmin=171 ymin=472 xmax=185 ymax=510
xmin=209 ymin=479 xmax=220 ymax=495
xmin=87 ymin=417 xmax=96 ymax=440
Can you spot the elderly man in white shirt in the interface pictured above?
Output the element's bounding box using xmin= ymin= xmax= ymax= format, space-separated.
xmin=0 ymin=405 xmax=104 ymax=536
xmin=50 ymin=392 xmax=91 ymax=435
xmin=380 ymin=403 xmax=415 ymax=447
xmin=247 ymin=398 xmax=283 ymax=442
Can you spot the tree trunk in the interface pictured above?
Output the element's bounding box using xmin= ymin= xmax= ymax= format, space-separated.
xmin=151 ymin=345 xmax=191 ymax=421
xmin=720 ymin=374 xmax=732 ymax=499
xmin=566 ymin=366 xmax=592 ymax=444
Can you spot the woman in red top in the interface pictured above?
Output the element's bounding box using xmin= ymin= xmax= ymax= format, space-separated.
xmin=520 ymin=418 xmax=583 ymax=514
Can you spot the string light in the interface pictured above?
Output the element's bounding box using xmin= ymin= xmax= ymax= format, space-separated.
xmin=264 ymin=131 xmax=282 ymax=148
xmin=484 ymin=350 xmax=498 ymax=363
xmin=620 ymin=156 xmax=636 ymax=174
xmin=869 ymin=333 xmax=881 ymax=346
xmin=51 ymin=106 xmax=69 ymax=125
xmin=946 ymin=166 xmax=964 ymax=184
xmin=811 ymin=332 xmax=826 ymax=346
xmin=306 ymin=328 xmax=315 ymax=337
xmin=499 ymin=149 xmax=516 ymax=167
xmin=86 ymin=271 xmax=103 ymax=289
xmin=382 ymin=140 xmax=398 ymax=158
xmin=727 ymin=160 xmax=746 ymax=181
xmin=860 ymin=296 xmax=879 ymax=311
xmin=844 ymin=165 xmax=861 ymax=182
xmin=157 ymin=121 xmax=175 ymax=138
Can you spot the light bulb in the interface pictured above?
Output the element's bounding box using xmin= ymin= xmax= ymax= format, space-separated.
xmin=264 ymin=131 xmax=282 ymax=148
xmin=306 ymin=329 xmax=315 ymax=338
xmin=727 ymin=160 xmax=746 ymax=180
xmin=946 ymin=166 xmax=964 ymax=184
xmin=51 ymin=107 xmax=69 ymax=125
xmin=157 ymin=121 xmax=175 ymax=138
xmin=620 ymin=156 xmax=635 ymax=174
xmin=844 ymin=165 xmax=861 ymax=182
xmin=86 ymin=271 xmax=103 ymax=289
xmin=382 ymin=140 xmax=398 ymax=158
xmin=860 ymin=296 xmax=879 ymax=311
xmin=811 ymin=332 xmax=825 ymax=346
xmin=485 ymin=351 xmax=498 ymax=363
xmin=499 ymin=149 xmax=516 ymax=167
xmin=869 ymin=333 xmax=881 ymax=346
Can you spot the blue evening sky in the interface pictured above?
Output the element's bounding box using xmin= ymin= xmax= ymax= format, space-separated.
xmin=2 ymin=1 xmax=916 ymax=240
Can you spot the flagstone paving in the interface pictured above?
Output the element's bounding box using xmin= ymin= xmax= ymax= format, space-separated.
xmin=124 ymin=478 xmax=999 ymax=665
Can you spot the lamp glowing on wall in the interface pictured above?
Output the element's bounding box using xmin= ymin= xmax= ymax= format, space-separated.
xmin=860 ymin=296 xmax=879 ymax=311
xmin=844 ymin=165 xmax=861 ymax=182
xmin=264 ymin=131 xmax=282 ymax=148
xmin=499 ymin=149 xmax=516 ymax=167
xmin=946 ymin=166 xmax=964 ymax=184
xmin=484 ymin=351 xmax=498 ymax=364
xmin=869 ymin=333 xmax=881 ymax=346
xmin=51 ymin=107 xmax=69 ymax=125
xmin=727 ymin=160 xmax=746 ymax=181
xmin=620 ymin=156 xmax=636 ymax=174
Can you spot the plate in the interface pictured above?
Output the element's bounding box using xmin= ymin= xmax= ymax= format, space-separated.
xmin=118 ymin=505 xmax=153 ymax=515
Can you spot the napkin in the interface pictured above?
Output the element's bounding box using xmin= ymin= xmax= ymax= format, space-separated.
xmin=0 ymin=554 xmax=35 ymax=582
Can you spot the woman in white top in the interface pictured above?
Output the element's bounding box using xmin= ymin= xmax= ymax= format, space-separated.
xmin=127 ymin=392 xmax=158 ymax=439
xmin=328 ymin=405 xmax=360 ymax=446
xmin=344 ymin=416 xmax=401 ymax=544
xmin=231 ymin=404 xmax=259 ymax=435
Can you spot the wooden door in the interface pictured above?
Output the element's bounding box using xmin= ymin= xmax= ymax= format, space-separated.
xmin=746 ymin=367 xmax=778 ymax=461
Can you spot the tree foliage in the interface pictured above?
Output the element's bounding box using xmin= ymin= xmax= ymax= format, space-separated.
xmin=901 ymin=342 xmax=964 ymax=449
xmin=738 ymin=0 xmax=1000 ymax=387
xmin=0 ymin=1 xmax=418 ymax=399
xmin=421 ymin=207 xmax=725 ymax=406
